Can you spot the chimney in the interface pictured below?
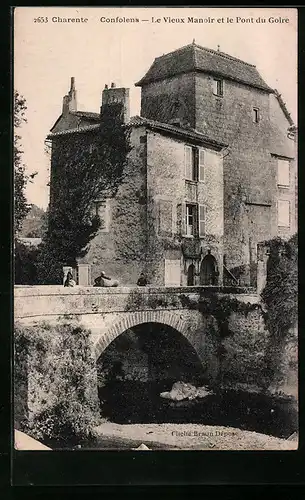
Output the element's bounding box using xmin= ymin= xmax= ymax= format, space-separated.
xmin=101 ymin=83 xmax=130 ymax=123
xmin=62 ymin=77 xmax=77 ymax=115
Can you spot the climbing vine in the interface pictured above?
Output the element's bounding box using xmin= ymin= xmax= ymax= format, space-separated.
xmin=125 ymin=289 xmax=180 ymax=312
xmin=38 ymin=103 xmax=132 ymax=284
xmin=260 ymin=234 xmax=298 ymax=387
xmin=179 ymin=292 xmax=260 ymax=338
xmin=261 ymin=234 xmax=298 ymax=341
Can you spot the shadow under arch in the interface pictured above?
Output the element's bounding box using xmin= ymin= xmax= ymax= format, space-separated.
xmin=96 ymin=319 xmax=206 ymax=423
xmin=94 ymin=310 xmax=198 ymax=361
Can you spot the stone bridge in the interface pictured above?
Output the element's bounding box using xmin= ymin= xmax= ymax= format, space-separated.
xmin=15 ymin=285 xmax=259 ymax=364
xmin=15 ymin=284 xmax=298 ymax=427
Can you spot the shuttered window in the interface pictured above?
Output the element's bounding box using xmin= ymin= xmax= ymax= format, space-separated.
xmin=185 ymin=146 xmax=206 ymax=182
xmin=277 ymin=159 xmax=290 ymax=187
xmin=185 ymin=146 xmax=193 ymax=180
xmin=186 ymin=204 xmax=195 ymax=236
xmin=198 ymin=149 xmax=205 ymax=182
xmin=213 ymin=78 xmax=223 ymax=96
xmin=178 ymin=203 xmax=186 ymax=236
xmin=199 ymin=204 xmax=206 ymax=236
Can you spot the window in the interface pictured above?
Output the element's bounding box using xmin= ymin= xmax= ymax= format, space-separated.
xmin=186 ymin=204 xmax=196 ymax=236
xmin=185 ymin=203 xmax=206 ymax=237
xmin=185 ymin=146 xmax=196 ymax=181
xmin=213 ymin=78 xmax=223 ymax=97
xmin=278 ymin=200 xmax=290 ymax=227
xmin=158 ymin=200 xmax=173 ymax=235
xmin=252 ymin=108 xmax=260 ymax=123
xmin=185 ymin=146 xmax=205 ymax=182
xmin=199 ymin=204 xmax=206 ymax=236
xmin=277 ymin=159 xmax=290 ymax=187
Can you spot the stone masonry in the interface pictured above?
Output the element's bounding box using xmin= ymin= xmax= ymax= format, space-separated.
xmin=47 ymin=42 xmax=297 ymax=288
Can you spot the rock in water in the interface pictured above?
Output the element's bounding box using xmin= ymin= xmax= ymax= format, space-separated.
xmin=132 ymin=443 xmax=151 ymax=450
xmin=160 ymin=381 xmax=213 ymax=401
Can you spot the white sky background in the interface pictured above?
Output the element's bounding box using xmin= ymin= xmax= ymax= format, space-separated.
xmin=14 ymin=7 xmax=297 ymax=209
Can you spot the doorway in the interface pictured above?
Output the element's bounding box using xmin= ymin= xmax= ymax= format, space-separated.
xmin=187 ymin=264 xmax=195 ymax=286
xmin=200 ymin=252 xmax=218 ymax=285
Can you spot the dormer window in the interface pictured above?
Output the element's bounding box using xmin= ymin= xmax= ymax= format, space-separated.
xmin=213 ymin=78 xmax=223 ymax=97
xmin=252 ymin=107 xmax=260 ymax=123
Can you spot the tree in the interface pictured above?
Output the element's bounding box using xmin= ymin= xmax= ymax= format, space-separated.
xmin=14 ymin=91 xmax=29 ymax=234
xmin=38 ymin=103 xmax=132 ymax=284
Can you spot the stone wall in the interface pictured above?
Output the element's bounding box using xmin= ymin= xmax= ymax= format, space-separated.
xmin=140 ymin=74 xmax=196 ymax=127
xmin=140 ymin=69 xmax=296 ymax=286
xmin=75 ymin=125 xmax=225 ymax=287
xmin=146 ymin=130 xmax=224 ymax=286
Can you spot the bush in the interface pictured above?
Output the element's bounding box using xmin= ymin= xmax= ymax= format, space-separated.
xmin=14 ymin=240 xmax=40 ymax=284
xmin=260 ymin=234 xmax=298 ymax=389
xmin=261 ymin=234 xmax=298 ymax=340
xmin=14 ymin=321 xmax=101 ymax=446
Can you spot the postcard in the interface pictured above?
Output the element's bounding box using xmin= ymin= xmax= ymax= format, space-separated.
xmin=13 ymin=7 xmax=298 ymax=455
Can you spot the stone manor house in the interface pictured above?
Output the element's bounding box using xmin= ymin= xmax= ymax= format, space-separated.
xmin=48 ymin=42 xmax=297 ymax=287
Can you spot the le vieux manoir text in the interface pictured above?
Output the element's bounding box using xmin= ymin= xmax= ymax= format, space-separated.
xmin=38 ymin=15 xmax=290 ymax=24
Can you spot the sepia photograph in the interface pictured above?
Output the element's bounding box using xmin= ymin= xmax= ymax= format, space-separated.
xmin=13 ymin=7 xmax=298 ymax=453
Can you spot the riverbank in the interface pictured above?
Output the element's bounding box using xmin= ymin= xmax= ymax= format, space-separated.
xmin=92 ymin=422 xmax=298 ymax=450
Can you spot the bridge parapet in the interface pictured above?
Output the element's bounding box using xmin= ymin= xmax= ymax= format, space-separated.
xmin=14 ymin=285 xmax=258 ymax=320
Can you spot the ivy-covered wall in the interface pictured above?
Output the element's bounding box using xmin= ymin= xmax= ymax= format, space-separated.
xmin=79 ymin=126 xmax=148 ymax=285
xmin=14 ymin=321 xmax=101 ymax=445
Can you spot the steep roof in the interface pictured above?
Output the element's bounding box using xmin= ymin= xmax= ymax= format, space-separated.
xmin=48 ymin=115 xmax=226 ymax=149
xmin=136 ymin=43 xmax=273 ymax=92
xmin=273 ymin=89 xmax=295 ymax=126
xmin=130 ymin=116 xmax=227 ymax=149
xmin=50 ymin=110 xmax=100 ymax=133
xmin=47 ymin=123 xmax=100 ymax=138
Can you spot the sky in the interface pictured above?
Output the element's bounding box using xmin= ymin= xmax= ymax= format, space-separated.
xmin=14 ymin=7 xmax=297 ymax=209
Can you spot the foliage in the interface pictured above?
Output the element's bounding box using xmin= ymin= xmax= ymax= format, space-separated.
xmin=259 ymin=235 xmax=298 ymax=388
xmin=38 ymin=103 xmax=131 ymax=284
xmin=14 ymin=240 xmax=40 ymax=285
xmin=179 ymin=291 xmax=260 ymax=338
xmin=19 ymin=204 xmax=46 ymax=238
xmin=14 ymin=322 xmax=101 ymax=446
xmin=14 ymin=91 xmax=30 ymax=234
xmin=14 ymin=91 xmax=37 ymax=235
xmin=261 ymin=234 xmax=298 ymax=340
xmin=125 ymin=289 xmax=181 ymax=311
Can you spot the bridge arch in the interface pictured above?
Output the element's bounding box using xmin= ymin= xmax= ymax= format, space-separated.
xmin=94 ymin=310 xmax=195 ymax=360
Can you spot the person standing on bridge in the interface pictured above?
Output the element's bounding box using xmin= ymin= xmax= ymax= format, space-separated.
xmin=64 ymin=271 xmax=76 ymax=287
